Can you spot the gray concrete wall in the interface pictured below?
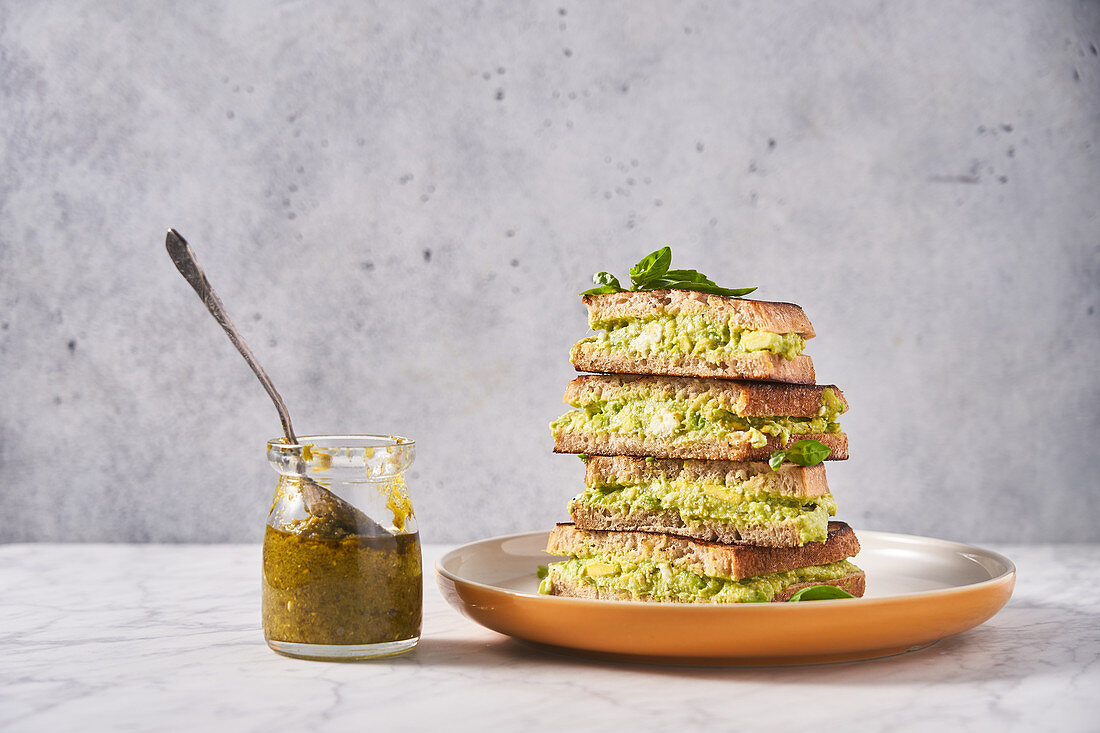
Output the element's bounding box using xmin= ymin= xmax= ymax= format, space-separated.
xmin=2 ymin=1 xmax=1098 ymax=544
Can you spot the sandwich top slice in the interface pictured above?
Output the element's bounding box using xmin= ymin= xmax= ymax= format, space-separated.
xmin=571 ymin=290 xmax=816 ymax=384
xmin=551 ymin=374 xmax=848 ymax=462
xmin=572 ymin=456 xmax=837 ymax=547
xmin=542 ymin=521 xmax=864 ymax=603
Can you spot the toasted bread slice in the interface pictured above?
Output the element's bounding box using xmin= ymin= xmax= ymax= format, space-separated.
xmin=571 ymin=346 xmax=815 ymax=384
xmin=555 ymin=430 xmax=848 ymax=462
xmin=582 ymin=290 xmax=815 ymax=338
xmin=584 ymin=456 xmax=830 ymax=498
xmin=546 ymin=521 xmax=860 ymax=581
xmin=562 ymin=374 xmax=847 ymax=417
xmin=547 ymin=570 xmax=866 ymax=603
xmin=575 ymin=291 xmax=816 ymax=383
xmin=570 ymin=503 xmax=819 ymax=547
xmin=553 ymin=375 xmax=848 ymax=461
xmin=575 ymin=458 xmax=833 ymax=546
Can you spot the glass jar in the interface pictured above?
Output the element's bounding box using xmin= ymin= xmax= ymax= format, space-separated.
xmin=261 ymin=435 xmax=421 ymax=660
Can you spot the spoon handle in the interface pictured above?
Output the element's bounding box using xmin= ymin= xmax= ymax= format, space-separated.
xmin=165 ymin=229 xmax=298 ymax=445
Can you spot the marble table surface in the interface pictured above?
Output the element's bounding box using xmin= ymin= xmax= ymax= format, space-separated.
xmin=1 ymin=542 xmax=1098 ymax=732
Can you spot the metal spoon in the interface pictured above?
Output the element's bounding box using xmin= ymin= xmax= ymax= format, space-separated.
xmin=165 ymin=229 xmax=389 ymax=537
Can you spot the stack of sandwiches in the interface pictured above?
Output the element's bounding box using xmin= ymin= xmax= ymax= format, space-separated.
xmin=541 ymin=287 xmax=865 ymax=603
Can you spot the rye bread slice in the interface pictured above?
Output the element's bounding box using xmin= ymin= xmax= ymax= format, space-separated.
xmin=546 ymin=521 xmax=860 ymax=581
xmin=554 ymin=429 xmax=848 ymax=462
xmin=581 ymin=290 xmax=816 ymax=338
xmin=554 ymin=375 xmax=848 ymax=461
xmin=584 ymin=456 xmax=830 ymax=498
xmin=575 ymin=458 xmax=832 ymax=547
xmin=570 ymin=345 xmax=816 ymax=384
xmin=569 ymin=503 xmax=818 ymax=547
xmin=560 ymin=374 xmax=847 ymax=418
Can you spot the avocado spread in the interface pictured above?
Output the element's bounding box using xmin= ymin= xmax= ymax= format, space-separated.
xmin=541 ymin=556 xmax=858 ymax=603
xmin=551 ymin=388 xmax=844 ymax=449
xmin=572 ymin=477 xmax=838 ymax=545
xmin=576 ymin=313 xmax=805 ymax=362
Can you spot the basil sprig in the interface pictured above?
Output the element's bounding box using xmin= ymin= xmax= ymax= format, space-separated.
xmin=581 ymin=246 xmax=756 ymax=297
xmin=786 ymin=584 xmax=856 ymax=601
xmin=769 ymin=439 xmax=831 ymax=470
xmin=584 ymin=271 xmax=622 ymax=295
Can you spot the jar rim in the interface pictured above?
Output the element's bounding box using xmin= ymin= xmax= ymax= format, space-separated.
xmin=266 ymin=434 xmax=415 ymax=478
xmin=267 ymin=434 xmax=415 ymax=450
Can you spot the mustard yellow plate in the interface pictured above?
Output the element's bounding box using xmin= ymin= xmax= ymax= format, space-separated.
xmin=435 ymin=529 xmax=1015 ymax=665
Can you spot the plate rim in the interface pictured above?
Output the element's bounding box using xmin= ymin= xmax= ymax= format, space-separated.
xmin=435 ymin=527 xmax=1017 ymax=607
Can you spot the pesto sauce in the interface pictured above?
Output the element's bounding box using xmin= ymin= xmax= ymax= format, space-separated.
xmin=262 ymin=526 xmax=422 ymax=646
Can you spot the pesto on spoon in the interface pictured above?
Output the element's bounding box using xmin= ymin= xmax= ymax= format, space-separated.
xmin=165 ymin=229 xmax=389 ymax=537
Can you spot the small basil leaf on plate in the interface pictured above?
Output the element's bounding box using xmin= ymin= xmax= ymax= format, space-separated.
xmin=786 ymin=584 xmax=856 ymax=601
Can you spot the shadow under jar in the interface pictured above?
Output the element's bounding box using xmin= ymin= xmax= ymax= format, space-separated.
xmin=262 ymin=435 xmax=422 ymax=661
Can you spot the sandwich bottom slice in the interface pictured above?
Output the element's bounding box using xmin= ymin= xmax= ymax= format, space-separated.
xmin=541 ymin=521 xmax=865 ymax=604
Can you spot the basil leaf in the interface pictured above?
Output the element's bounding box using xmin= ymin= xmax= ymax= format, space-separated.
xmin=629 ymin=247 xmax=672 ymax=287
xmin=634 ymin=279 xmax=756 ymax=297
xmin=582 ymin=247 xmax=755 ymax=299
xmin=786 ymin=584 xmax=855 ymax=602
xmin=675 ymin=282 xmax=758 ymax=297
xmin=784 ymin=439 xmax=831 ymax=466
xmin=536 ymin=565 xmax=549 ymax=579
xmin=768 ymin=450 xmax=787 ymax=471
xmin=661 ymin=269 xmax=714 ymax=284
xmin=581 ymin=272 xmax=623 ymax=295
xmin=632 ymin=278 xmax=679 ymax=290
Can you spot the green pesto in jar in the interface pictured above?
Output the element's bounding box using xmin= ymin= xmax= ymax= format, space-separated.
xmin=262 ymin=525 xmax=422 ymax=646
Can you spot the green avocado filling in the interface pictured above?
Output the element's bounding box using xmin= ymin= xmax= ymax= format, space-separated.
xmin=551 ymin=388 xmax=844 ymax=449
xmin=541 ymin=556 xmax=859 ymax=603
xmin=575 ymin=313 xmax=806 ymax=362
xmin=572 ymin=474 xmax=838 ymax=544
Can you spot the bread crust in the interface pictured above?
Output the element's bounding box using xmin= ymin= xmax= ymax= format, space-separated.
xmin=546 ymin=521 xmax=860 ymax=580
xmin=570 ymin=345 xmax=816 ymax=384
xmin=561 ymin=374 xmax=847 ymax=418
xmin=581 ymin=290 xmax=816 ymax=338
xmin=584 ymin=456 xmax=830 ymax=498
xmin=546 ymin=570 xmax=866 ymax=603
xmin=554 ymin=429 xmax=848 ymax=462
